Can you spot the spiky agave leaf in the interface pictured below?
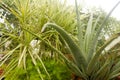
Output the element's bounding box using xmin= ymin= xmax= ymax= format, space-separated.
xmin=86 ymin=1 xmax=120 ymax=75
xmin=42 ymin=23 xmax=87 ymax=69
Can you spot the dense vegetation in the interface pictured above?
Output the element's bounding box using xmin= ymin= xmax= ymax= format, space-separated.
xmin=0 ymin=0 xmax=120 ymax=80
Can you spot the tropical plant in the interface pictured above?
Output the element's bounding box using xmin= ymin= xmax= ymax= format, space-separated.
xmin=79 ymin=7 xmax=120 ymax=41
xmin=1 ymin=0 xmax=120 ymax=80
xmin=0 ymin=0 xmax=76 ymax=79
xmin=26 ymin=0 xmax=120 ymax=80
xmin=0 ymin=0 xmax=76 ymax=57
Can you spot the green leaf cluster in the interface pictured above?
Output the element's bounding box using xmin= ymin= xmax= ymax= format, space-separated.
xmin=39 ymin=0 xmax=120 ymax=80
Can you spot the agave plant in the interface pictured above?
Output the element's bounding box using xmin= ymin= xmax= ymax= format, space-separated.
xmin=24 ymin=0 xmax=120 ymax=80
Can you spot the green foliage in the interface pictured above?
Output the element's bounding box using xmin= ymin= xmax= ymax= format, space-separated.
xmin=0 ymin=0 xmax=76 ymax=79
xmin=38 ymin=0 xmax=120 ymax=80
xmin=5 ymin=67 xmax=27 ymax=80
xmin=40 ymin=59 xmax=71 ymax=80
xmin=1 ymin=0 xmax=120 ymax=80
xmin=0 ymin=0 xmax=76 ymax=55
xmin=4 ymin=58 xmax=71 ymax=80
